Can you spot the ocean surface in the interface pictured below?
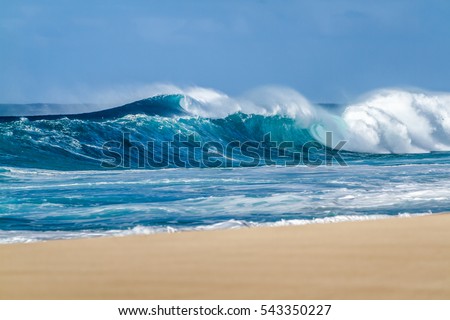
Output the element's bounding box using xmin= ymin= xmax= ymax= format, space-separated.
xmin=1 ymin=87 xmax=450 ymax=243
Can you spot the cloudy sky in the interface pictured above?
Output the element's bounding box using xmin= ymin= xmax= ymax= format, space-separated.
xmin=1 ymin=0 xmax=449 ymax=103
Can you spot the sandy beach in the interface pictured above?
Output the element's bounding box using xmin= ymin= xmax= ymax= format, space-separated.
xmin=0 ymin=214 xmax=449 ymax=300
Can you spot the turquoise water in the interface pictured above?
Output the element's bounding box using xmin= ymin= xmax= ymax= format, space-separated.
xmin=1 ymin=91 xmax=450 ymax=243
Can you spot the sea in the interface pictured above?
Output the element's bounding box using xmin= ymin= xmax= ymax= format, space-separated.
xmin=1 ymin=87 xmax=450 ymax=243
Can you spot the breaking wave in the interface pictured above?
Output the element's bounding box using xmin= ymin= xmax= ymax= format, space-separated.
xmin=1 ymin=86 xmax=450 ymax=170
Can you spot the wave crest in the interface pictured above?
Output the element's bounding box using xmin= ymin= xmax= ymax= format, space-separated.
xmin=341 ymin=89 xmax=450 ymax=153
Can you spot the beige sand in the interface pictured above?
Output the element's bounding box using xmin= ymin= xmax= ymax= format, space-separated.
xmin=1 ymin=214 xmax=450 ymax=299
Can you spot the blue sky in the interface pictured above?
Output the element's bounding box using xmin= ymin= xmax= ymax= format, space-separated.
xmin=1 ymin=0 xmax=450 ymax=103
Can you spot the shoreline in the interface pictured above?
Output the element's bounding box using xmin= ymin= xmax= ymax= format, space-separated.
xmin=0 ymin=212 xmax=430 ymax=244
xmin=1 ymin=213 xmax=450 ymax=299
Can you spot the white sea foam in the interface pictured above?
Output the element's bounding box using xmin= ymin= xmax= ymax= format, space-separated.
xmin=181 ymin=86 xmax=317 ymax=128
xmin=340 ymin=89 xmax=450 ymax=153
xmin=178 ymin=86 xmax=450 ymax=154
xmin=0 ymin=213 xmax=431 ymax=244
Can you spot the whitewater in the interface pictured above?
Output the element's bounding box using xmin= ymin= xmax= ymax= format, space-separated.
xmin=1 ymin=86 xmax=450 ymax=243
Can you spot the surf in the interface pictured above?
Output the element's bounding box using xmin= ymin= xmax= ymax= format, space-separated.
xmin=1 ymin=86 xmax=450 ymax=171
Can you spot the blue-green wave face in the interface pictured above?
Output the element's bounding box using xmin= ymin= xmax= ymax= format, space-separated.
xmin=0 ymin=112 xmax=319 ymax=170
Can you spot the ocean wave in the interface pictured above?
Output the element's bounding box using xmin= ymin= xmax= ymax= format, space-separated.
xmin=1 ymin=86 xmax=450 ymax=171
xmin=0 ymin=102 xmax=319 ymax=170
